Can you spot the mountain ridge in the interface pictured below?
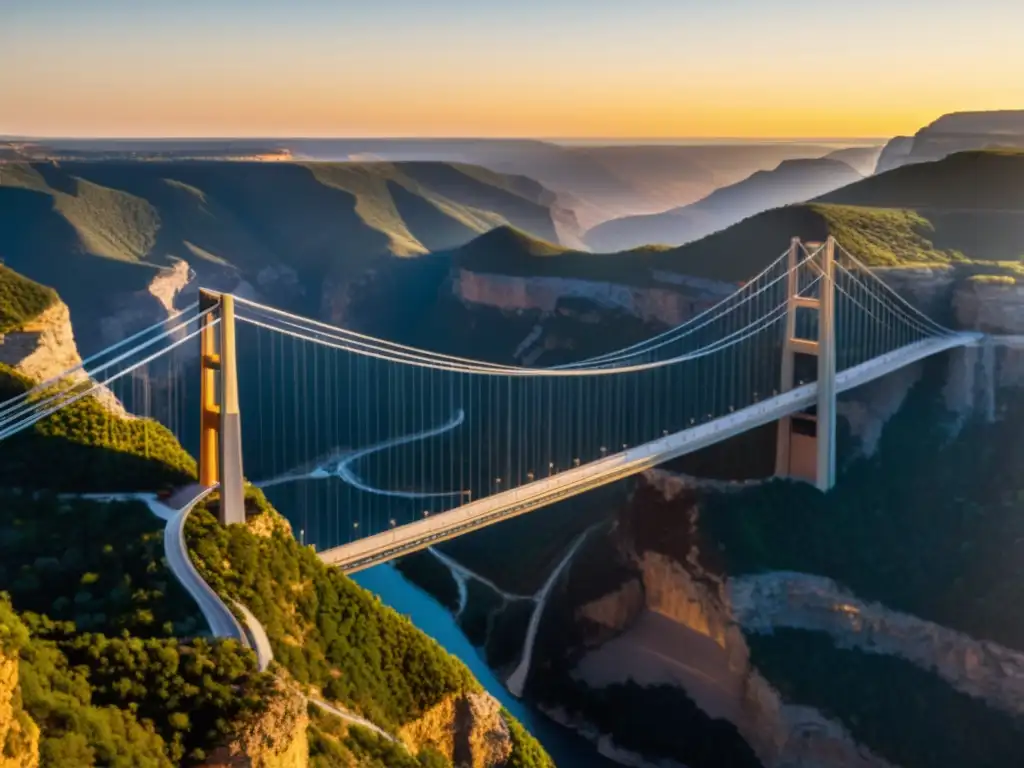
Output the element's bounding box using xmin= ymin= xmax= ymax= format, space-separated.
xmin=875 ymin=110 xmax=1024 ymax=173
xmin=584 ymin=156 xmax=864 ymax=252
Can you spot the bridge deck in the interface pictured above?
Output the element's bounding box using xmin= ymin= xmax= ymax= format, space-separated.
xmin=320 ymin=333 xmax=978 ymax=572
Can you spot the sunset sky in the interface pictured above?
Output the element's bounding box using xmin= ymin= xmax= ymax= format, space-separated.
xmin=1 ymin=0 xmax=1021 ymax=139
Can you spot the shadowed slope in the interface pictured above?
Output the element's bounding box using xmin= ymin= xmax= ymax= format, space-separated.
xmin=0 ymin=160 xmax=574 ymax=349
xmin=585 ymin=158 xmax=863 ymax=252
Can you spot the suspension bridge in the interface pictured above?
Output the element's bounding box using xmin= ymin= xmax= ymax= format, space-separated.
xmin=0 ymin=237 xmax=980 ymax=573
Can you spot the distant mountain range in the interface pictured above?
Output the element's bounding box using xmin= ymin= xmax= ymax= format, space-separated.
xmin=1 ymin=138 xmax=872 ymax=232
xmin=439 ymin=148 xmax=1024 ymax=288
xmin=876 ymin=110 xmax=1024 ymax=173
xmin=0 ymin=160 xmax=576 ymax=349
xmin=584 ymin=156 xmax=865 ymax=252
xmin=3 ymin=130 xmax=1020 ymax=369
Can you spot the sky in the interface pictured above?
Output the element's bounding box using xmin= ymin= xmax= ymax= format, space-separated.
xmin=0 ymin=0 xmax=1021 ymax=140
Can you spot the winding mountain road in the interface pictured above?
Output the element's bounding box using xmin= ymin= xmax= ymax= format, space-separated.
xmin=151 ymin=483 xmax=401 ymax=743
xmin=257 ymin=409 xmax=467 ymax=499
xmin=160 ymin=484 xmax=249 ymax=643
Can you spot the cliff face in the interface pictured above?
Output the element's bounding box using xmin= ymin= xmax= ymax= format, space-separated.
xmin=98 ymin=259 xmax=299 ymax=348
xmin=953 ymin=280 xmax=1024 ymax=396
xmin=730 ymin=572 xmax=1024 ymax=719
xmin=399 ymin=691 xmax=513 ymax=768
xmin=873 ymin=137 xmax=914 ymax=174
xmin=568 ymin=476 xmax=894 ymax=768
xmin=874 ymin=111 xmax=1024 ymax=173
xmin=0 ymin=301 xmax=84 ymax=383
xmin=452 ymin=269 xmax=732 ymax=328
xmin=0 ymin=653 xmax=39 ymax=768
xmin=198 ymin=681 xmax=308 ymax=768
xmin=837 ymin=361 xmax=923 ymax=457
xmin=0 ymin=299 xmax=127 ymax=416
xmin=877 ymin=266 xmax=956 ymax=320
xmin=955 ymin=280 xmax=1024 ymax=334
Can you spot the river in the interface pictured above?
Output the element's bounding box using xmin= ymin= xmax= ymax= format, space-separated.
xmin=353 ymin=562 xmax=618 ymax=767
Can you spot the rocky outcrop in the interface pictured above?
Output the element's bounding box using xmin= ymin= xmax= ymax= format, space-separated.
xmin=99 ymin=260 xmax=193 ymax=346
xmin=0 ymin=653 xmax=39 ymax=768
xmin=578 ymin=579 xmax=645 ymax=637
xmin=0 ymin=299 xmax=127 ymax=416
xmin=399 ymin=692 xmax=513 ymax=768
xmin=952 ymin=280 xmax=1024 ymax=402
xmin=453 ymin=270 xmax=732 ymax=328
xmin=731 ymin=572 xmax=1024 ymax=720
xmin=874 ymin=111 xmax=1024 ymax=173
xmin=568 ymin=473 xmax=896 ymax=768
xmin=98 ymin=258 xmax=296 ymax=348
xmin=837 ymin=360 xmax=922 ymax=457
xmin=0 ymin=302 xmax=84 ymax=384
xmin=873 ymin=137 xmax=915 ymax=174
xmin=955 ymin=279 xmax=1024 ymax=334
xmin=198 ymin=680 xmax=308 ymax=768
xmin=876 ymin=266 xmax=956 ymax=321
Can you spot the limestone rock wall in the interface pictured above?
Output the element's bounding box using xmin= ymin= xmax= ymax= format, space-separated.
xmin=399 ymin=692 xmax=513 ymax=768
xmin=99 ymin=260 xmax=193 ymax=346
xmin=569 ymin=473 xmax=896 ymax=768
xmin=578 ymin=579 xmax=645 ymax=637
xmin=955 ymin=280 xmax=1024 ymax=334
xmin=0 ymin=299 xmax=127 ymax=416
xmin=0 ymin=302 xmax=84 ymax=384
xmin=0 ymin=654 xmax=39 ymax=768
xmin=730 ymin=572 xmax=1024 ymax=720
xmin=838 ymin=361 xmax=923 ymax=457
xmin=452 ymin=269 xmax=731 ymax=328
xmin=198 ymin=681 xmax=308 ymax=768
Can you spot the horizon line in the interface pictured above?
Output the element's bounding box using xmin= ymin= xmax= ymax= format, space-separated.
xmin=2 ymin=134 xmax=889 ymax=144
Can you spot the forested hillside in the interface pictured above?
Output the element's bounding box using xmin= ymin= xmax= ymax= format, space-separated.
xmin=0 ymin=262 xmax=553 ymax=767
xmin=0 ymin=160 xmax=573 ymax=350
xmin=186 ymin=488 xmax=553 ymax=767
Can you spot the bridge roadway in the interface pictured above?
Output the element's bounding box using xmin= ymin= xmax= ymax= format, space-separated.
xmin=320 ymin=332 xmax=980 ymax=573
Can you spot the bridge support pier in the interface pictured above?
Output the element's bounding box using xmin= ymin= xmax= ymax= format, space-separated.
xmin=199 ymin=290 xmax=247 ymax=525
xmin=774 ymin=237 xmax=836 ymax=491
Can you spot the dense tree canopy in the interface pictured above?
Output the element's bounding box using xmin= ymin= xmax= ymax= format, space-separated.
xmin=187 ymin=487 xmax=553 ymax=766
xmin=0 ymin=364 xmax=196 ymax=492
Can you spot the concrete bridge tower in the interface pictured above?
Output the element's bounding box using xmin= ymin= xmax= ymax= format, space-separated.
xmin=198 ymin=290 xmax=247 ymax=525
xmin=774 ymin=237 xmax=837 ymax=491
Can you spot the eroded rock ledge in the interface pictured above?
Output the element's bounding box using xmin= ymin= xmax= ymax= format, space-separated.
xmin=730 ymin=572 xmax=1024 ymax=719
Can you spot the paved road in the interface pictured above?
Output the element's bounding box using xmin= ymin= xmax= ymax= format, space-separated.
xmin=323 ymin=332 xmax=980 ymax=573
xmin=308 ymin=698 xmax=399 ymax=742
xmin=160 ymin=485 xmax=248 ymax=643
xmin=233 ymin=600 xmax=274 ymax=672
xmin=151 ymin=484 xmax=403 ymax=745
xmin=506 ymin=526 xmax=595 ymax=697
xmin=230 ymin=590 xmax=397 ymax=741
xmin=256 ymin=409 xmax=466 ymax=499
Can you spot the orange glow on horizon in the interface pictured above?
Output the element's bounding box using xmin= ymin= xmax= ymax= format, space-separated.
xmin=2 ymin=1 xmax=1021 ymax=141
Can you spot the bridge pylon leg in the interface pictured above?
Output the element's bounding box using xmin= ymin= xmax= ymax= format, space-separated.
xmin=198 ymin=290 xmax=247 ymax=525
xmin=815 ymin=237 xmax=837 ymax=491
xmin=774 ymin=238 xmax=800 ymax=478
xmin=774 ymin=236 xmax=837 ymax=492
